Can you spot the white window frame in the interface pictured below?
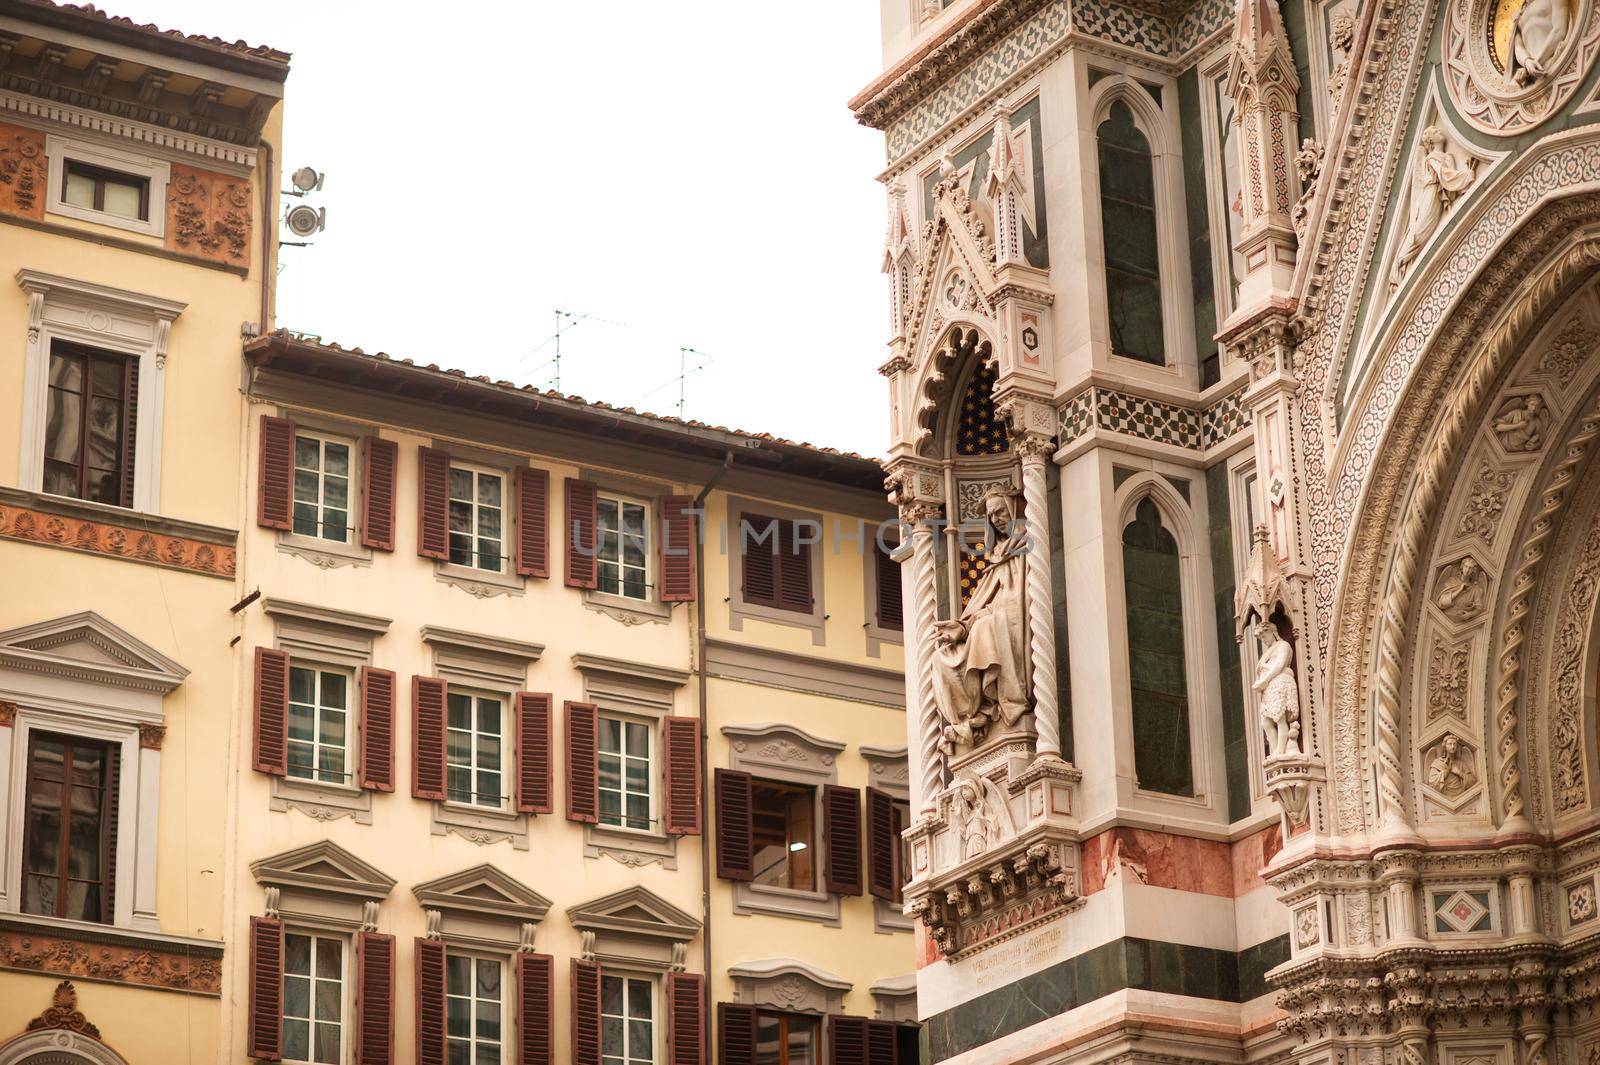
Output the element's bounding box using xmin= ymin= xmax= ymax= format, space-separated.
xmin=597 ymin=711 xmax=655 ymax=834
xmin=446 ymin=689 xmax=506 ymax=810
xmin=44 ymin=134 xmax=170 ymax=239
xmin=448 ymin=463 xmax=508 ymax=575
xmin=600 ymin=970 xmax=659 ymax=1065
xmin=286 ymin=662 xmax=354 ymax=788
xmin=445 ymin=949 xmax=509 ymax=1065
xmin=17 ymin=272 xmax=183 ymax=515
xmin=595 ymin=492 xmax=653 ymax=602
xmin=291 ymin=431 xmax=357 ymax=546
xmin=281 ymin=928 xmax=348 ymax=1065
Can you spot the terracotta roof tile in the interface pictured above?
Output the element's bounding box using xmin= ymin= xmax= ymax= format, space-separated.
xmin=13 ymin=0 xmax=291 ymax=63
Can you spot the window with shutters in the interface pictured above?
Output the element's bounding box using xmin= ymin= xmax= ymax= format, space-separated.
xmin=282 ymin=930 xmax=346 ymax=1065
xmin=447 ymin=691 xmax=506 ymax=809
xmin=755 ymin=1013 xmax=819 ymax=1065
xmin=22 ymin=731 xmax=117 ymax=923
xmin=598 ymin=713 xmax=653 ymax=832
xmin=864 ymin=531 xmax=904 ymax=658
xmin=449 ymin=464 xmax=507 ymax=573
xmin=288 ymin=664 xmax=351 ymax=786
xmin=725 ymin=497 xmax=826 ymax=644
xmin=292 ymin=432 xmax=354 ymax=544
xmin=41 ymin=340 xmax=133 ymax=507
xmin=751 ymin=779 xmax=815 ymax=891
xmin=446 ymin=951 xmax=506 ymax=1064
xmin=601 ymin=974 xmax=656 ymax=1065
xmin=596 ymin=494 xmax=651 ymax=601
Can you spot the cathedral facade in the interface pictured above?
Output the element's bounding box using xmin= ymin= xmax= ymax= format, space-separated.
xmin=853 ymin=0 xmax=1600 ymax=1061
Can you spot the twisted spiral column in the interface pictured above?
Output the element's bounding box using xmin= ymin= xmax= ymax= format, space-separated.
xmin=906 ymin=510 xmax=945 ymax=812
xmin=1017 ymin=437 xmax=1061 ymax=758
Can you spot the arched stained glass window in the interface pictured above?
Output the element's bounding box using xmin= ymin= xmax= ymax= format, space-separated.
xmin=955 ymin=359 xmax=1009 ymax=457
xmin=1122 ymin=498 xmax=1193 ymax=796
xmin=1098 ymin=100 xmax=1166 ymax=366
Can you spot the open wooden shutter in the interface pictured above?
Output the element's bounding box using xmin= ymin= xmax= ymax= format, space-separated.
xmin=659 ymin=495 xmax=697 ymax=602
xmin=516 ymin=952 xmax=554 ymax=1065
xmin=866 ymin=1022 xmax=898 ymax=1065
xmin=777 ymin=519 xmax=814 ymax=613
xmin=516 ymin=692 xmax=553 ymax=814
xmin=359 ymin=667 xmax=396 ymax=792
xmin=360 ymin=436 xmax=398 ymax=551
xmin=416 ymin=446 xmax=451 ymax=560
xmin=830 ymin=1017 xmax=869 ymax=1065
xmin=414 ymin=938 xmax=447 ymax=1065
xmin=824 ymin=785 xmax=863 ymax=896
xmin=103 ymin=748 xmax=119 ymax=920
xmin=714 ymin=768 xmax=753 ymax=881
xmin=119 ymin=356 xmax=138 ymax=509
xmin=246 ymin=915 xmax=284 ymax=1060
xmin=515 ymin=466 xmax=550 ymax=579
xmin=866 ymin=788 xmax=897 ymax=901
xmin=253 ymin=647 xmax=289 ymax=776
xmin=662 ymin=715 xmax=701 ymax=836
xmin=412 ymin=677 xmax=447 ymax=800
xmin=354 ymin=931 xmax=395 ymax=1065
xmin=740 ymin=514 xmax=778 ymax=607
xmin=565 ymin=701 xmax=599 ymax=823
xmin=571 ymin=959 xmax=602 ymax=1065
xmin=564 ymin=478 xmax=598 ymax=588
xmin=718 ymin=1003 xmax=757 ymax=1065
xmin=667 ymin=972 xmax=704 ymax=1065
xmin=874 ymin=541 xmax=903 ymax=630
xmin=257 ymin=414 xmax=296 ymax=531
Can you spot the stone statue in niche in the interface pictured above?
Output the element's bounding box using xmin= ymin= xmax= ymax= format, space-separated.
xmin=931 ymin=487 xmax=1029 ymax=755
xmin=1392 ymin=127 xmax=1477 ymax=284
xmin=1506 ymin=0 xmax=1571 ymax=84
xmin=1425 ymin=733 xmax=1475 ymax=796
xmin=952 ymin=772 xmax=1013 ymax=860
xmin=1493 ymin=394 xmax=1548 ymax=452
xmin=1435 ymin=557 xmax=1489 ymax=623
xmin=1255 ymin=619 xmax=1302 ymax=757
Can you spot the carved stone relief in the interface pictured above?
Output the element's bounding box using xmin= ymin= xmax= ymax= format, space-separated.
xmin=0 ymin=121 xmax=47 ymax=220
xmin=1538 ymin=316 xmax=1598 ymax=387
xmin=166 ymin=163 xmax=252 ymax=268
xmin=1423 ymin=732 xmax=1478 ymax=798
xmin=1454 ymin=459 xmax=1516 ymax=543
xmin=1391 ymin=124 xmax=1480 ymax=286
xmin=1550 ymin=515 xmax=1600 ymax=815
xmin=1426 ymin=637 xmax=1473 ymax=723
xmin=1444 ymin=0 xmax=1600 ymax=133
xmin=1435 ymin=556 xmax=1490 ymax=624
xmin=1491 ymin=394 xmax=1550 ymax=453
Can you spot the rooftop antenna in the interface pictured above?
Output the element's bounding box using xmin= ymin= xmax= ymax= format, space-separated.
xmin=640 ymin=347 xmax=713 ymax=418
xmin=517 ymin=308 xmax=626 ymax=390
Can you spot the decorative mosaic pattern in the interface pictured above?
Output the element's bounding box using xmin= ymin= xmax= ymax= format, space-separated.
xmin=1201 ymin=387 xmax=1248 ymax=447
xmin=886 ymin=2 xmax=1072 ymax=163
xmin=1060 ymin=386 xmax=1247 ymax=450
xmin=1431 ymin=889 xmax=1493 ymax=934
xmin=1074 ymin=0 xmax=1172 ymax=54
xmin=1059 ymin=390 xmax=1096 ymax=443
xmin=1173 ymin=0 xmax=1233 ymax=54
xmin=1569 ymin=878 xmax=1598 ymax=926
xmin=957 ymin=359 xmax=1010 ymax=455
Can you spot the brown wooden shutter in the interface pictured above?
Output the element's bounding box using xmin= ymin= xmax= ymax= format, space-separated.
xmin=414 ymin=938 xmax=447 ymax=1065
xmin=516 ymin=952 xmax=554 ymax=1065
xmin=515 ymin=466 xmax=550 ymax=579
xmin=102 ymin=747 xmax=119 ymax=920
xmin=360 ymin=436 xmax=398 ymax=551
xmin=258 ymin=414 xmax=296 ymax=531
xmin=824 ymin=785 xmax=863 ymax=896
xmin=714 ymin=768 xmax=753 ymax=881
xmin=740 ymin=514 xmax=778 ymax=607
xmin=564 ymin=478 xmax=598 ymax=588
xmin=119 ymin=356 xmax=138 ymax=509
xmin=516 ymin=692 xmax=553 ymax=814
xmin=412 ymin=677 xmax=447 ymax=800
xmin=662 ymin=716 xmax=702 ymax=836
xmin=565 ymin=701 xmax=599 ymax=823
xmin=874 ymin=541 xmax=903 ymax=630
xmin=246 ymin=915 xmax=284 ymax=1060
xmin=866 ymin=788 xmax=897 ymax=901
xmin=778 ymin=519 xmax=815 ymax=613
xmin=571 ymin=959 xmax=602 ymax=1065
xmin=659 ymin=495 xmax=697 ymax=602
xmin=359 ymin=667 xmax=396 ymax=792
xmin=253 ymin=647 xmax=289 ymax=776
xmin=830 ymin=1016 xmax=869 ymax=1065
xmin=416 ymin=446 xmax=451 ymax=560
xmin=354 ymin=931 xmax=395 ymax=1065
xmin=866 ymin=1021 xmax=897 ymax=1065
xmin=667 ymin=972 xmax=704 ymax=1065
xmin=717 ymin=1003 xmax=757 ymax=1065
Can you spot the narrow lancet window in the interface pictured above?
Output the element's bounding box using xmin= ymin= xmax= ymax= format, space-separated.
xmin=1123 ymin=498 xmax=1193 ymax=795
xmin=1098 ymin=101 xmax=1166 ymax=365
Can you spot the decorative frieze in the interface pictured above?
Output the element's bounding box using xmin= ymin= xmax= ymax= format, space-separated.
xmin=0 ymin=119 xmax=46 ymax=219
xmin=0 ymin=493 xmax=236 ymax=578
xmin=166 ymin=163 xmax=252 ymax=268
xmin=0 ymin=926 xmax=223 ymax=996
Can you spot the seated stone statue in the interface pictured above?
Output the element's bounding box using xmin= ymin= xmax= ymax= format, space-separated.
xmin=932 ymin=488 xmax=1029 ymax=754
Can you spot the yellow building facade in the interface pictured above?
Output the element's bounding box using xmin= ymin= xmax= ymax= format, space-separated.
xmin=0 ymin=2 xmax=288 ymax=1063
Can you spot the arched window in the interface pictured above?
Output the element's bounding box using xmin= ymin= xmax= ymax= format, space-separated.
xmin=1097 ymin=100 xmax=1166 ymax=366
xmin=1122 ymin=498 xmax=1192 ymax=795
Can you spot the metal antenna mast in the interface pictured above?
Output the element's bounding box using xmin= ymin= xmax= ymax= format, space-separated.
xmin=677 ymin=347 xmax=712 ymax=417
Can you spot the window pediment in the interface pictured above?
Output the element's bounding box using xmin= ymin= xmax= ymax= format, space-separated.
xmin=421 ymin=625 xmax=544 ymax=690
xmin=0 ymin=610 xmax=187 ymax=694
xmin=568 ymin=886 xmax=701 ymax=972
xmin=412 ymin=864 xmax=552 ymax=924
xmin=722 ymin=723 xmax=845 ymax=776
xmin=728 ymin=958 xmax=851 ymax=1015
xmin=251 ymin=840 xmax=396 ymax=902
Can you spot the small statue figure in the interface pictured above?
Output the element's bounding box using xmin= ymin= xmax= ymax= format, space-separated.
xmin=931 ymin=488 xmax=1030 ymax=755
xmin=1436 ymin=557 xmax=1488 ymax=623
xmin=1392 ymin=127 xmax=1476 ymax=283
xmin=1508 ymin=0 xmax=1572 ymax=85
xmin=1425 ymin=733 xmax=1474 ymax=796
xmin=1255 ymin=619 xmax=1302 ymax=757
xmin=952 ymin=773 xmax=1013 ymax=860
xmin=1493 ymin=394 xmax=1548 ymax=452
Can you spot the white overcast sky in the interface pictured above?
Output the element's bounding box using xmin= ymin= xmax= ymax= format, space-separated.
xmin=110 ymin=1 xmax=893 ymax=456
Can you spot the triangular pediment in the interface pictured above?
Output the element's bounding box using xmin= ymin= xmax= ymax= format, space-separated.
xmin=0 ymin=611 xmax=187 ymax=693
xmin=566 ymin=885 xmax=701 ymax=943
xmin=413 ymin=864 xmax=551 ymax=922
xmin=251 ymin=840 xmax=396 ymax=898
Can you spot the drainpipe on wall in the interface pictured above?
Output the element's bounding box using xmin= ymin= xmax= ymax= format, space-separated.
xmin=695 ymin=450 xmax=734 ymax=1033
xmin=256 ymin=138 xmax=276 ymax=334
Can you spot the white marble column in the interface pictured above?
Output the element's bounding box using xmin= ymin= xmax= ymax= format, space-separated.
xmin=904 ymin=504 xmax=945 ymax=812
xmin=1016 ymin=436 xmax=1061 ymax=759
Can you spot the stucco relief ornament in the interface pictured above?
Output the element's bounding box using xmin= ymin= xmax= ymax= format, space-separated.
xmin=1391 ymin=127 xmax=1477 ymax=285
